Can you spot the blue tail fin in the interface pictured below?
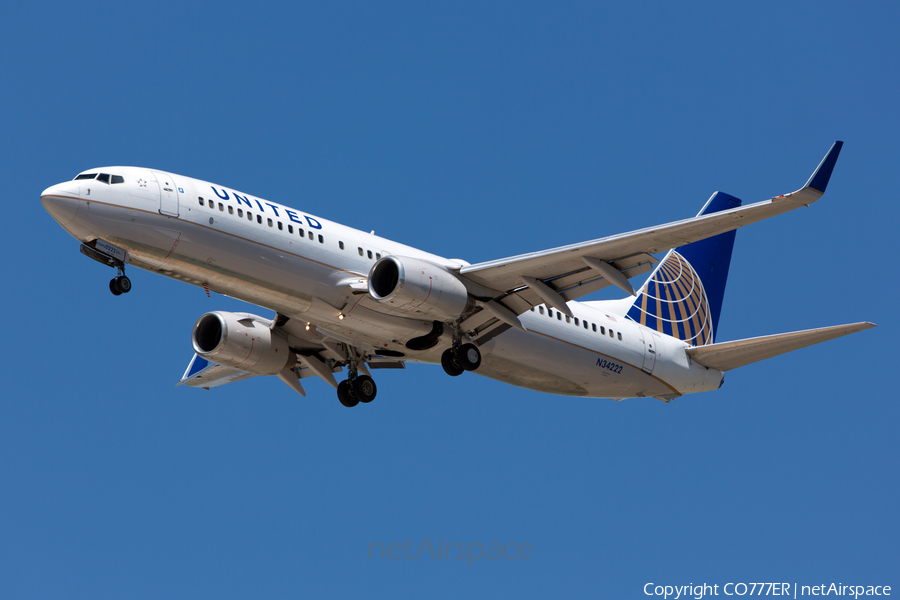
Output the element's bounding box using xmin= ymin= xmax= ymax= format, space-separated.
xmin=625 ymin=191 xmax=741 ymax=346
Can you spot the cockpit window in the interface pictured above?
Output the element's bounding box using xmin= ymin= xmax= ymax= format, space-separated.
xmin=74 ymin=172 xmax=123 ymax=183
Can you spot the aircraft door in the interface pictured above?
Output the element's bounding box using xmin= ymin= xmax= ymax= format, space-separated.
xmin=639 ymin=327 xmax=657 ymax=374
xmin=153 ymin=171 xmax=180 ymax=217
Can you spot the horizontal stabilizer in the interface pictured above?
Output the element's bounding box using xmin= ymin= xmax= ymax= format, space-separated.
xmin=685 ymin=322 xmax=876 ymax=371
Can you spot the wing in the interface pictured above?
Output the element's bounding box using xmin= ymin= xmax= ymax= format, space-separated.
xmin=178 ymin=353 xmax=257 ymax=389
xmin=177 ymin=315 xmax=407 ymax=395
xmin=457 ymin=142 xmax=843 ymax=343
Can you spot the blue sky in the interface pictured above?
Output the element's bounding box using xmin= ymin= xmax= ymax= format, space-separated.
xmin=2 ymin=2 xmax=897 ymax=598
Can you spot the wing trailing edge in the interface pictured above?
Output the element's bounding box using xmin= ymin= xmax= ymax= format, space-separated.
xmin=685 ymin=322 xmax=875 ymax=372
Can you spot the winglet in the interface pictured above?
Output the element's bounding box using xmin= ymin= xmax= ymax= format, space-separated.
xmin=803 ymin=141 xmax=843 ymax=194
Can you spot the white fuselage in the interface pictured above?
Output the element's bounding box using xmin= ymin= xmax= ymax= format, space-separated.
xmin=41 ymin=167 xmax=724 ymax=400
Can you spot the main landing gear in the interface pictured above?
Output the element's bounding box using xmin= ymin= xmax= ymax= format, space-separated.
xmin=337 ymin=374 xmax=377 ymax=408
xmin=441 ymin=325 xmax=482 ymax=378
xmin=336 ymin=345 xmax=377 ymax=408
xmin=109 ymin=266 xmax=132 ymax=296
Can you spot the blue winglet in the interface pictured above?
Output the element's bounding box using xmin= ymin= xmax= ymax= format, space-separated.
xmin=803 ymin=141 xmax=843 ymax=193
xmin=179 ymin=353 xmax=210 ymax=384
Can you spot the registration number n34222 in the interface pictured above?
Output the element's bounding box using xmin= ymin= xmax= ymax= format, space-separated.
xmin=596 ymin=358 xmax=623 ymax=374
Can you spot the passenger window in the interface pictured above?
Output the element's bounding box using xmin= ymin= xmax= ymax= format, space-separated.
xmin=600 ymin=326 xmax=606 ymax=335
xmin=592 ymin=324 xmax=597 ymax=332
xmin=228 ymin=206 xmax=234 ymax=215
xmin=367 ymin=250 xmax=373 ymax=259
xmin=548 ymin=309 xmax=553 ymax=318
xmin=267 ymin=218 xmax=273 ymax=227
xmin=299 ymin=228 xmax=304 ymax=237
xmin=339 ymin=241 xmax=344 ymax=250
xmin=209 ymin=202 xmax=215 ymax=210
xmin=574 ymin=318 xmax=579 ymax=326
xmin=199 ymin=198 xmax=205 ymax=206
xmin=538 ymin=306 xmax=544 ymax=315
xmin=609 ymin=330 xmax=614 ymax=338
xmin=219 ymin=203 xmax=224 ymax=211
xmin=557 ymin=312 xmax=562 ymax=320
xmin=565 ymin=315 xmax=571 ymax=323
xmin=617 ymin=332 xmax=623 ymax=341
xmin=111 ymin=175 xmax=125 ymax=184
xmin=238 ymin=209 xmax=243 ymax=217
xmin=278 ymin=222 xmax=283 ymax=230
xmin=358 ymin=247 xmax=364 ymax=256
xmin=308 ymin=231 xmax=314 ymax=240
xmin=247 ymin=212 xmax=252 ymax=220
xmin=376 ymin=253 xmax=381 ymax=260
xmin=288 ymin=225 xmax=293 ymax=234
xmin=96 ymin=173 xmax=110 ymax=184
xmin=318 ymin=234 xmax=324 ymax=243
xmin=257 ymin=215 xmax=263 ymax=224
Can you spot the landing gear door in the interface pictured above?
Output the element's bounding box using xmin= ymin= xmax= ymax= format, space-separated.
xmin=153 ymin=171 xmax=180 ymax=217
xmin=639 ymin=327 xmax=657 ymax=374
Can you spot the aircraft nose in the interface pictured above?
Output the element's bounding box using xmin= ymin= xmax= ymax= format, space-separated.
xmin=41 ymin=182 xmax=81 ymax=227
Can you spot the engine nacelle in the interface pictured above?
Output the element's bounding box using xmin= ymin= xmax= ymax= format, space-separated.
xmin=368 ymin=255 xmax=473 ymax=321
xmin=191 ymin=311 xmax=292 ymax=375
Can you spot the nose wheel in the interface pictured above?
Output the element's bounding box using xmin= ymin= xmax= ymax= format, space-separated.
xmin=109 ymin=275 xmax=132 ymax=296
xmin=108 ymin=263 xmax=132 ymax=296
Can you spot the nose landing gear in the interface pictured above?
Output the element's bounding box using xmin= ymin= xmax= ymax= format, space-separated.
xmin=79 ymin=242 xmax=133 ymax=296
xmin=109 ymin=273 xmax=132 ymax=296
xmin=109 ymin=266 xmax=132 ymax=296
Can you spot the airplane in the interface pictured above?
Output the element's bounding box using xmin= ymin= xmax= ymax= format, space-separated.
xmin=40 ymin=141 xmax=874 ymax=406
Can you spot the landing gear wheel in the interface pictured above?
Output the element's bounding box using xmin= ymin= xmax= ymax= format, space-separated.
xmin=337 ymin=380 xmax=359 ymax=407
xmin=458 ymin=343 xmax=481 ymax=371
xmin=116 ymin=275 xmax=132 ymax=294
xmin=354 ymin=375 xmax=377 ymax=403
xmin=441 ymin=348 xmax=464 ymax=377
xmin=109 ymin=275 xmax=131 ymax=296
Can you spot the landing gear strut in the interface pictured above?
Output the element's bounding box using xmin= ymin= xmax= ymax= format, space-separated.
xmin=336 ymin=346 xmax=378 ymax=407
xmin=441 ymin=323 xmax=482 ymax=377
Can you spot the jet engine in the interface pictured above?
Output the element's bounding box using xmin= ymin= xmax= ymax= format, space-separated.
xmin=191 ymin=311 xmax=292 ymax=375
xmin=368 ymin=256 xmax=473 ymax=322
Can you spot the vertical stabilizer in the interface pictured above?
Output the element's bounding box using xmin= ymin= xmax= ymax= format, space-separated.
xmin=625 ymin=191 xmax=741 ymax=346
